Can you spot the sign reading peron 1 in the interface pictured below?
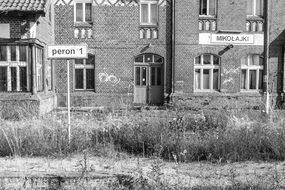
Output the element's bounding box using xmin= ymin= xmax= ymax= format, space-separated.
xmin=211 ymin=34 xmax=254 ymax=44
xmin=47 ymin=45 xmax=88 ymax=59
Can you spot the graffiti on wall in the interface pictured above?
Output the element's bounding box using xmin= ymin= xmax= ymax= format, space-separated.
xmin=222 ymin=68 xmax=239 ymax=86
xmin=98 ymin=71 xmax=121 ymax=85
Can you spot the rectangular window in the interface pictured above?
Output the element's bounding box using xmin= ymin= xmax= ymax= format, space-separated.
xmin=241 ymin=54 xmax=263 ymax=91
xmin=199 ymin=0 xmax=216 ymax=16
xmin=10 ymin=67 xmax=17 ymax=91
xmin=247 ymin=0 xmax=263 ymax=17
xmin=74 ymin=55 xmax=95 ymax=90
xmin=75 ymin=2 xmax=92 ymax=22
xmin=140 ymin=1 xmax=158 ymax=25
xmin=0 ymin=67 xmax=7 ymax=92
xmin=19 ymin=46 xmax=27 ymax=61
xmin=36 ymin=47 xmax=43 ymax=92
xmin=10 ymin=46 xmax=16 ymax=61
xmin=20 ymin=67 xmax=27 ymax=91
xmin=194 ymin=54 xmax=220 ymax=91
xmin=0 ymin=46 xmax=7 ymax=61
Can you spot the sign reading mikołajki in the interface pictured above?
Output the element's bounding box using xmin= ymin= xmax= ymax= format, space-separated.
xmin=47 ymin=45 xmax=88 ymax=59
xmin=211 ymin=34 xmax=254 ymax=44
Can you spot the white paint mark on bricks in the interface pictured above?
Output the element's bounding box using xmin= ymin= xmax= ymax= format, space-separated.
xmin=98 ymin=72 xmax=120 ymax=85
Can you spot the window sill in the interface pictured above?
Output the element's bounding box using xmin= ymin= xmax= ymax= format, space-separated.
xmin=139 ymin=24 xmax=158 ymax=28
xmin=74 ymin=22 xmax=93 ymax=27
xmin=246 ymin=16 xmax=264 ymax=21
xmin=199 ymin=15 xmax=217 ymax=19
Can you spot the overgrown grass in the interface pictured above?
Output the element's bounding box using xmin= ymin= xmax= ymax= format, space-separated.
xmin=1 ymin=109 xmax=285 ymax=163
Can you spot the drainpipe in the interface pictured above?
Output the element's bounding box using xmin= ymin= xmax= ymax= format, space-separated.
xmin=171 ymin=0 xmax=175 ymax=99
xmin=264 ymin=0 xmax=270 ymax=114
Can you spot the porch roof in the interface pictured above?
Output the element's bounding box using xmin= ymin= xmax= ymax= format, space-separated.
xmin=0 ymin=0 xmax=45 ymax=12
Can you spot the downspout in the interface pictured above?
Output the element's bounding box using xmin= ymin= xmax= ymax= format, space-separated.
xmin=264 ymin=0 xmax=270 ymax=114
xmin=171 ymin=0 xmax=175 ymax=100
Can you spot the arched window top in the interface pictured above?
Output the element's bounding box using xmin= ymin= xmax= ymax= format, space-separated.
xmin=195 ymin=54 xmax=220 ymax=65
xmin=135 ymin=53 xmax=163 ymax=63
xmin=241 ymin=54 xmax=263 ymax=66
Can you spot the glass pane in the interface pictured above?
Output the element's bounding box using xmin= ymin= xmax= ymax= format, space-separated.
xmin=145 ymin=54 xmax=153 ymax=63
xmin=213 ymin=55 xmax=219 ymax=65
xmin=141 ymin=4 xmax=148 ymax=23
xmin=209 ymin=0 xmax=216 ymax=15
xmin=150 ymin=4 xmax=158 ymax=24
xmin=259 ymin=57 xmax=264 ymax=66
xmin=154 ymin=55 xmax=163 ymax=63
xmin=200 ymin=0 xmax=207 ymax=15
xmin=37 ymin=48 xmax=42 ymax=64
xmin=248 ymin=55 xmax=253 ymax=65
xmin=256 ymin=0 xmax=263 ymax=16
xmin=195 ymin=56 xmax=201 ymax=64
xmin=151 ymin=67 xmax=155 ymax=86
xmin=10 ymin=67 xmax=17 ymax=91
xmin=203 ymin=54 xmax=211 ymax=65
xmin=75 ymin=59 xmax=84 ymax=64
xmin=241 ymin=56 xmax=247 ymax=66
xmin=19 ymin=46 xmax=26 ymax=61
xmin=142 ymin=67 xmax=147 ymax=86
xmin=241 ymin=70 xmax=247 ymax=89
xmin=85 ymin=3 xmax=92 ymax=22
xmin=195 ymin=69 xmax=201 ymax=89
xmin=0 ymin=67 xmax=7 ymax=92
xmin=86 ymin=69 xmax=94 ymax=89
xmin=20 ymin=67 xmax=27 ymax=91
xmin=253 ymin=55 xmax=260 ymax=65
xmin=10 ymin=46 xmax=16 ymax=61
xmin=76 ymin=3 xmax=83 ymax=22
xmin=213 ymin=69 xmax=219 ymax=89
xmin=157 ymin=67 xmax=161 ymax=85
xmin=203 ymin=69 xmax=210 ymax=89
xmin=247 ymin=0 xmax=253 ymax=15
xmin=75 ymin=69 xmax=84 ymax=89
xmin=249 ymin=70 xmax=257 ymax=89
xmin=135 ymin=55 xmax=144 ymax=63
xmin=86 ymin=54 xmax=95 ymax=65
xmin=0 ymin=46 xmax=7 ymax=61
xmin=135 ymin=67 xmax=140 ymax=86
xmin=259 ymin=70 xmax=263 ymax=89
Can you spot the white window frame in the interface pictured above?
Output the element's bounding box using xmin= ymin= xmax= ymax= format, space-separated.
xmin=199 ymin=0 xmax=216 ymax=17
xmin=74 ymin=2 xmax=92 ymax=23
xmin=194 ymin=54 xmax=220 ymax=91
xmin=140 ymin=0 xmax=158 ymax=26
xmin=241 ymin=54 xmax=263 ymax=91
xmin=0 ymin=45 xmax=29 ymax=92
xmin=74 ymin=59 xmax=95 ymax=90
xmin=247 ymin=0 xmax=263 ymax=17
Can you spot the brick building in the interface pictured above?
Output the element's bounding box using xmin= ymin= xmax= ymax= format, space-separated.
xmin=173 ymin=0 xmax=285 ymax=110
xmin=50 ymin=0 xmax=284 ymax=110
xmin=0 ymin=0 xmax=57 ymax=114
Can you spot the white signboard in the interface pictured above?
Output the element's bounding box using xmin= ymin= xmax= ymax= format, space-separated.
xmin=211 ymin=34 xmax=254 ymax=44
xmin=199 ymin=33 xmax=264 ymax=46
xmin=47 ymin=45 xmax=88 ymax=59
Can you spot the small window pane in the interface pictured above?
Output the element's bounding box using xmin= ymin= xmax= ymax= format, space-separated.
xmin=135 ymin=67 xmax=141 ymax=86
xmin=0 ymin=67 xmax=7 ymax=92
xmin=157 ymin=67 xmax=161 ymax=86
xmin=200 ymin=0 xmax=207 ymax=15
xmin=75 ymin=69 xmax=84 ymax=89
xmin=256 ymin=0 xmax=263 ymax=16
xmin=249 ymin=70 xmax=257 ymax=89
xmin=151 ymin=67 xmax=155 ymax=86
xmin=241 ymin=70 xmax=247 ymax=89
xmin=20 ymin=67 xmax=27 ymax=91
xmin=247 ymin=0 xmax=253 ymax=15
xmin=241 ymin=56 xmax=247 ymax=66
xmin=259 ymin=70 xmax=263 ymax=89
xmin=213 ymin=55 xmax=219 ymax=65
xmin=253 ymin=55 xmax=260 ymax=65
xmin=209 ymin=0 xmax=216 ymax=15
xmin=195 ymin=69 xmax=201 ymax=90
xmin=150 ymin=4 xmax=158 ymax=24
xmin=259 ymin=57 xmax=264 ymax=66
xmin=0 ymin=46 xmax=7 ymax=61
xmin=19 ymin=46 xmax=27 ymax=61
xmin=213 ymin=69 xmax=219 ymax=89
xmin=135 ymin=55 xmax=144 ymax=63
xmin=86 ymin=69 xmax=94 ymax=89
xmin=154 ymin=55 xmax=163 ymax=63
xmin=10 ymin=46 xmax=16 ymax=61
xmin=85 ymin=3 xmax=92 ymax=22
xmin=86 ymin=54 xmax=95 ymax=65
xmin=203 ymin=54 xmax=211 ymax=65
xmin=75 ymin=59 xmax=84 ymax=64
xmin=195 ymin=56 xmax=201 ymax=64
xmin=76 ymin=3 xmax=83 ymax=22
xmin=203 ymin=69 xmax=210 ymax=89
xmin=10 ymin=67 xmax=17 ymax=91
xmin=145 ymin=54 xmax=153 ymax=63
xmin=141 ymin=4 xmax=148 ymax=23
xmin=142 ymin=67 xmax=147 ymax=86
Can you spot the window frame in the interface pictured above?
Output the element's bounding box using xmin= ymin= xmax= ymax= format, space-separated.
xmin=247 ymin=0 xmax=264 ymax=17
xmin=199 ymin=0 xmax=217 ymax=17
xmin=74 ymin=2 xmax=92 ymax=23
xmin=240 ymin=54 xmax=263 ymax=91
xmin=194 ymin=54 xmax=221 ymax=92
xmin=74 ymin=58 xmax=95 ymax=91
xmin=140 ymin=0 xmax=159 ymax=26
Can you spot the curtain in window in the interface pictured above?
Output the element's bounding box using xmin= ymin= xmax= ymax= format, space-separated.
xmin=195 ymin=69 xmax=201 ymax=90
xmin=247 ymin=0 xmax=253 ymax=15
xmin=85 ymin=3 xmax=92 ymax=22
xmin=209 ymin=0 xmax=216 ymax=15
xmin=213 ymin=69 xmax=219 ymax=89
xmin=150 ymin=4 xmax=158 ymax=24
xmin=241 ymin=70 xmax=247 ymax=89
xmin=141 ymin=4 xmax=148 ymax=23
xmin=76 ymin=3 xmax=83 ymax=22
xmin=203 ymin=69 xmax=210 ymax=89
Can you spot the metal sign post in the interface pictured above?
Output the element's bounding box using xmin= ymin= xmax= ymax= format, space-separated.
xmin=47 ymin=44 xmax=88 ymax=145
